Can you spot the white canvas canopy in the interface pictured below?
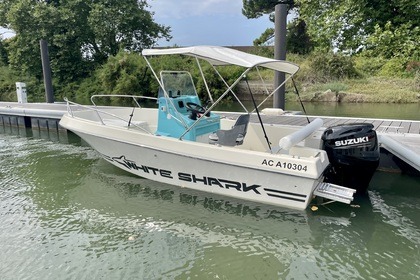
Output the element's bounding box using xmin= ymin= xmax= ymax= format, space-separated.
xmin=142 ymin=46 xmax=299 ymax=75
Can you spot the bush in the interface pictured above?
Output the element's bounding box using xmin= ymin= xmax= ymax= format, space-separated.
xmin=378 ymin=57 xmax=407 ymax=77
xmin=306 ymin=52 xmax=360 ymax=82
xmin=98 ymin=51 xmax=151 ymax=95
xmin=406 ymin=61 xmax=420 ymax=75
xmin=353 ymin=56 xmax=386 ymax=76
xmin=0 ymin=40 xmax=8 ymax=66
xmin=0 ymin=65 xmax=45 ymax=102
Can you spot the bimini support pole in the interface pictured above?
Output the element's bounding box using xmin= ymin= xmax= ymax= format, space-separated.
xmin=195 ymin=57 xmax=214 ymax=103
xmin=245 ymin=77 xmax=271 ymax=151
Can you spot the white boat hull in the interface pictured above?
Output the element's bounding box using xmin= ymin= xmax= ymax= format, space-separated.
xmin=60 ymin=111 xmax=328 ymax=210
xmin=76 ymin=131 xmax=321 ymax=210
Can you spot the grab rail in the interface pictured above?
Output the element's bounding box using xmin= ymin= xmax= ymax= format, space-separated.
xmin=63 ymin=97 xmax=154 ymax=134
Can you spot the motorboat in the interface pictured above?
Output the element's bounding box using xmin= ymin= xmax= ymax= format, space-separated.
xmin=60 ymin=46 xmax=380 ymax=210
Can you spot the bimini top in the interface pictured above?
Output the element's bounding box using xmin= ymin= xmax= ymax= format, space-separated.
xmin=142 ymin=45 xmax=299 ymax=75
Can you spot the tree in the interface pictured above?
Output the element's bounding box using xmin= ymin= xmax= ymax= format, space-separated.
xmin=253 ymin=19 xmax=312 ymax=55
xmin=243 ymin=1 xmax=312 ymax=54
xmin=286 ymin=19 xmax=312 ymax=54
xmin=244 ymin=0 xmax=419 ymax=59
xmin=297 ymin=0 xmax=420 ymax=54
xmin=365 ymin=22 xmax=419 ymax=60
xmin=0 ymin=0 xmax=171 ymax=83
xmin=242 ymin=0 xmax=291 ymax=19
xmin=86 ymin=0 xmax=171 ymax=64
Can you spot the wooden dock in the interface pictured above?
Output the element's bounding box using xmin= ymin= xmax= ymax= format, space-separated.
xmin=1 ymin=101 xmax=419 ymax=174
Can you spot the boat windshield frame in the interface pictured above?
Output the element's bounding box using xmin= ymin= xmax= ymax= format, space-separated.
xmin=142 ymin=46 xmax=299 ymax=140
xmin=159 ymin=71 xmax=198 ymax=98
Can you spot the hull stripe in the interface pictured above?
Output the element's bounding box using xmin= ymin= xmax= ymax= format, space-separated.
xmin=264 ymin=188 xmax=307 ymax=198
xmin=266 ymin=193 xmax=307 ymax=203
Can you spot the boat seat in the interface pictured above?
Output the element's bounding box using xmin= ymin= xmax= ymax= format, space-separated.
xmin=209 ymin=114 xmax=250 ymax=146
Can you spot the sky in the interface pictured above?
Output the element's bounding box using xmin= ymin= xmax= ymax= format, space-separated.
xmin=149 ymin=0 xmax=273 ymax=46
xmin=1 ymin=0 xmax=276 ymax=46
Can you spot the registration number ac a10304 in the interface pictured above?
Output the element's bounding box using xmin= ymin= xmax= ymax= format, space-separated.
xmin=261 ymin=159 xmax=308 ymax=172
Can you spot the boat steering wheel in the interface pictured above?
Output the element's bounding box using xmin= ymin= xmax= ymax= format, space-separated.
xmin=186 ymin=102 xmax=206 ymax=115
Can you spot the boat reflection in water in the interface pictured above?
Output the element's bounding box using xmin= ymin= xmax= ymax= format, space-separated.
xmin=67 ymin=161 xmax=381 ymax=279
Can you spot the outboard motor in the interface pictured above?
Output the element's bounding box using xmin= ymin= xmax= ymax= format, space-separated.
xmin=321 ymin=123 xmax=380 ymax=193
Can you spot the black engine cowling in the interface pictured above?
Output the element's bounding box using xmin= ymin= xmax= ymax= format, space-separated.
xmin=321 ymin=123 xmax=380 ymax=193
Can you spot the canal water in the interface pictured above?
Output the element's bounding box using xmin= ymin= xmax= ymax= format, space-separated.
xmin=219 ymin=101 xmax=420 ymax=121
xmin=1 ymin=104 xmax=420 ymax=279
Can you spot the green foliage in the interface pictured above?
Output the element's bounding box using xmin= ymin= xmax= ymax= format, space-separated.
xmin=0 ymin=0 xmax=171 ymax=84
xmin=3 ymin=0 xmax=91 ymax=82
xmin=55 ymin=50 xmax=155 ymax=105
xmin=200 ymin=65 xmax=244 ymax=102
xmin=286 ymin=19 xmax=313 ymax=55
xmin=406 ymin=61 xmax=420 ymax=76
xmin=378 ymin=58 xmax=408 ymax=78
xmin=98 ymin=51 xmax=150 ymax=95
xmin=253 ymin=28 xmax=274 ymax=46
xmin=1 ymin=40 xmax=418 ymax=105
xmin=358 ymin=0 xmax=419 ymax=31
xmin=310 ymin=82 xmax=348 ymax=94
xmin=300 ymin=52 xmax=360 ymax=83
xmin=242 ymin=0 xmax=294 ymax=19
xmin=142 ymin=54 xmax=245 ymax=103
xmin=414 ymin=72 xmax=420 ymax=92
xmin=354 ymin=56 xmax=419 ymax=79
xmin=86 ymin=0 xmax=171 ymax=62
xmin=55 ymin=50 xmax=420 ymax=105
xmin=297 ymin=0 xmax=420 ymax=55
xmin=300 ymin=77 xmax=419 ymax=103
xmin=353 ymin=56 xmax=386 ymax=76
xmin=343 ymin=77 xmax=419 ymax=103
xmin=364 ymin=22 xmax=420 ymax=62
xmin=248 ymin=46 xmax=274 ymax=58
xmin=243 ymin=0 xmax=419 ymax=63
xmin=0 ymin=65 xmax=44 ymax=102
xmin=253 ymin=19 xmax=312 ymax=55
xmin=0 ymin=40 xmax=8 ymax=66
xmin=60 ymin=51 xmax=245 ymax=105
xmin=55 ymin=75 xmax=104 ymax=104
xmin=297 ymin=0 xmax=365 ymax=52
xmin=0 ymin=65 xmax=17 ymax=100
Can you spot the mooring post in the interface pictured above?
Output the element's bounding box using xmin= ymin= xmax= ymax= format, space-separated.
xmin=40 ymin=39 xmax=54 ymax=103
xmin=273 ymin=3 xmax=287 ymax=109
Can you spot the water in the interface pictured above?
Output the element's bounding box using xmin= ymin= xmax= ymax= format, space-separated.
xmin=286 ymin=102 xmax=420 ymax=121
xmin=1 ymin=103 xmax=420 ymax=279
xmin=218 ymin=101 xmax=420 ymax=121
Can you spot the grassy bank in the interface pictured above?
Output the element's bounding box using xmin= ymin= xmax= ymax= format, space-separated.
xmin=240 ymin=76 xmax=419 ymax=103
xmin=295 ymin=76 xmax=420 ymax=103
xmin=242 ymin=52 xmax=420 ymax=103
